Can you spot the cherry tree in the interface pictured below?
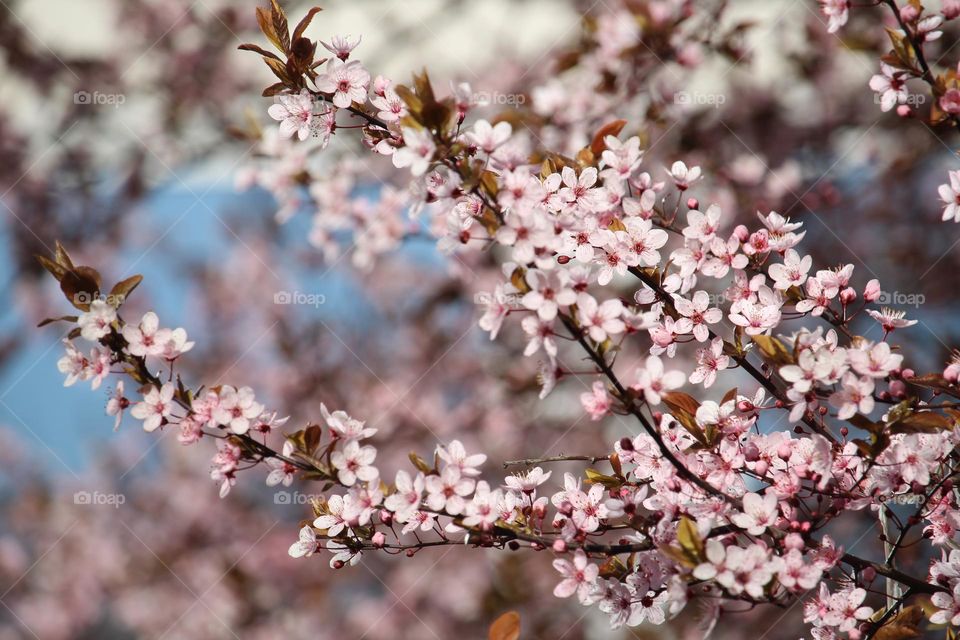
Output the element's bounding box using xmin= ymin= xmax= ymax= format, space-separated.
xmin=31 ymin=0 xmax=960 ymax=638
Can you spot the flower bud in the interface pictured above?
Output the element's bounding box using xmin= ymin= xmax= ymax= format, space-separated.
xmin=552 ymin=539 xmax=567 ymax=553
xmin=783 ymin=533 xmax=804 ymax=551
xmin=754 ymin=460 xmax=769 ymax=476
xmin=945 ymin=0 xmax=960 ymax=20
xmin=901 ymin=368 xmax=915 ymax=379
xmin=379 ymin=510 xmax=393 ymax=526
xmin=900 ymin=4 xmax=919 ymax=22
xmin=743 ymin=442 xmax=760 ymax=462
xmin=687 ymin=197 xmax=699 ymax=210
xmin=372 ymin=531 xmax=386 ymax=548
xmin=840 ymin=287 xmax=856 ymax=305
xmin=733 ymin=224 xmax=749 ymax=242
xmin=737 ymin=399 xmax=754 ymax=413
xmin=619 ymin=436 xmax=635 ymax=451
xmin=896 ymin=104 xmax=913 ymax=118
xmin=862 ymin=566 xmax=876 ymax=582
xmin=863 ymin=279 xmax=881 ymax=302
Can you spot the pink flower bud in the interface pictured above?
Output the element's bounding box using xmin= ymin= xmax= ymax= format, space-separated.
xmin=783 ymin=533 xmax=804 ymax=551
xmin=900 ymin=4 xmax=919 ymax=22
xmin=372 ymin=531 xmax=386 ymax=547
xmin=941 ymin=89 xmax=960 ymax=115
xmin=945 ymin=0 xmax=960 ymax=20
xmin=777 ymin=442 xmax=792 ymax=460
xmin=889 ymin=380 xmax=907 ymax=398
xmin=896 ymin=104 xmax=913 ymax=118
xmin=552 ymin=539 xmax=567 ymax=553
xmin=686 ymin=197 xmax=699 ymax=210
xmin=840 ymin=287 xmax=856 ymax=305
xmin=863 ymin=279 xmax=881 ymax=302
xmin=733 ymin=224 xmax=749 ymax=242
xmin=743 ymin=442 xmax=760 ymax=462
xmin=862 ymin=566 xmax=876 ymax=582
xmin=945 ymin=362 xmax=960 ymax=383
xmin=754 ymin=459 xmax=769 ymax=476
xmin=901 ymin=368 xmax=915 ymax=379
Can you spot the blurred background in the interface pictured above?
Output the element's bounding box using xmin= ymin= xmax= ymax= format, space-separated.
xmin=0 ymin=0 xmax=959 ymax=638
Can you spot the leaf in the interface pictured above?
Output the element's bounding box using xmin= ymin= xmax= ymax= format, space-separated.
xmin=885 ymin=27 xmax=916 ymax=70
xmin=889 ymin=411 xmax=954 ymax=434
xmin=661 ymin=391 xmax=701 ymax=417
xmin=721 ymin=387 xmax=738 ymax=406
xmin=409 ymin=452 xmax=433 ymax=474
xmin=262 ymin=82 xmax=288 ymax=97
xmin=589 ymin=119 xmax=627 ymax=155
xmin=270 ymin=0 xmax=290 ymax=53
xmin=873 ymin=605 xmax=923 ymax=640
xmin=752 ymin=334 xmax=794 ymax=365
xmin=488 ymin=611 xmax=520 ymax=640
xmin=37 ymin=315 xmax=77 ymax=328
xmin=108 ymin=275 xmax=143 ymax=307
xmin=237 ymin=43 xmax=283 ymax=61
xmin=677 ymin=515 xmax=703 ymax=559
xmin=262 ymin=56 xmax=291 ymax=84
xmin=60 ymin=267 xmax=102 ymax=311
xmin=54 ymin=241 xmax=75 ymax=270
xmin=584 ymin=468 xmax=621 ymax=488
xmin=256 ymin=6 xmax=283 ymax=52
xmin=36 ymin=254 xmax=68 ymax=282
xmin=293 ymin=6 xmax=322 ymax=42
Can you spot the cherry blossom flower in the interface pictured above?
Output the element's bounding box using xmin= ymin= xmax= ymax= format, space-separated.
xmin=552 ymin=550 xmax=599 ymax=603
xmin=105 ymin=380 xmax=127 ymax=430
xmin=121 ymin=311 xmax=167 ymax=358
xmin=384 ymin=470 xmax=424 ymax=522
xmin=320 ymin=35 xmax=361 ymax=60
xmin=522 ymin=268 xmax=577 ymax=321
xmin=288 ymin=526 xmax=319 ymax=558
xmin=667 ymin=160 xmax=700 ymax=190
xmin=436 ymin=440 xmax=486 ymax=476
xmin=867 ymin=307 xmax=917 ymax=334
xmin=938 ymin=170 xmax=960 ymax=222
xmin=210 ymin=440 xmax=241 ymax=498
xmin=820 ymin=0 xmax=850 ymax=33
xmin=849 ymin=341 xmax=902 ymax=378
xmin=632 ymin=356 xmax=685 ymax=405
xmin=689 ymin=338 xmax=730 ymax=388
xmin=577 ymin=294 xmax=625 ymax=343
xmin=77 ymin=300 xmax=117 ymax=341
xmin=425 ymin=466 xmax=474 ymax=515
xmin=268 ymin=90 xmax=316 ymax=141
xmin=674 ymin=290 xmax=721 ymax=341
xmin=392 ymin=127 xmax=436 ymax=176
xmin=465 ymin=119 xmax=512 ymax=154
xmin=330 ymin=440 xmax=378 ymax=487
xmin=130 ymin=383 xmax=175 ymax=432
xmin=315 ymin=59 xmax=370 ymax=109
xmin=57 ymin=340 xmax=89 ymax=386
xmin=212 ymin=385 xmax=264 ymax=434
xmin=580 ymin=381 xmax=613 ymax=421
xmin=730 ymin=490 xmax=779 ymax=535
xmin=504 ymin=467 xmax=552 ymax=493
xmin=869 ymin=63 xmax=910 ymax=112
xmin=829 ymin=372 xmax=875 ymax=419
xmin=931 ymin=583 xmax=960 ymax=627
xmin=768 ymin=249 xmax=812 ymax=291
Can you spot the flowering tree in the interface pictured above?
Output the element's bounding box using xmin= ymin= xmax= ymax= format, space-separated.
xmin=34 ymin=0 xmax=960 ymax=638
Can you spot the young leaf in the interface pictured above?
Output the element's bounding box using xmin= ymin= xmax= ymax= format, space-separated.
xmin=488 ymin=611 xmax=520 ymax=640
xmin=293 ymin=7 xmax=323 ymax=42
